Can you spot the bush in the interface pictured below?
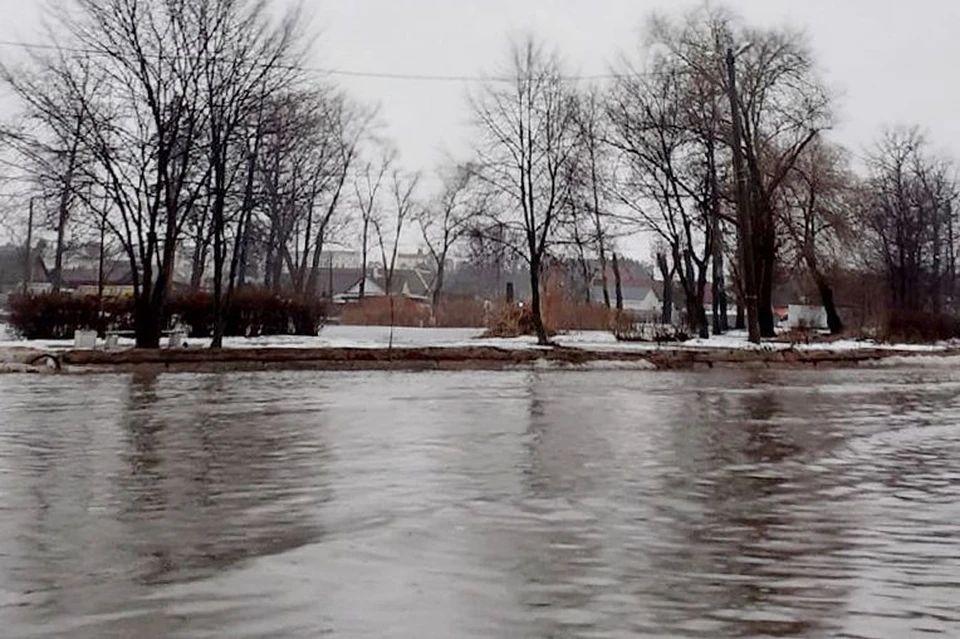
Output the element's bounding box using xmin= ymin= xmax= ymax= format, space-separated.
xmin=7 ymin=294 xmax=135 ymax=340
xmin=5 ymin=289 xmax=325 ymax=341
xmin=882 ymin=310 xmax=960 ymax=344
xmin=481 ymin=302 xmax=553 ymax=338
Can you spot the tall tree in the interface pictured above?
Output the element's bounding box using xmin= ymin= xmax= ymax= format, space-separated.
xmin=608 ymin=39 xmax=715 ymax=338
xmin=860 ymin=127 xmax=958 ymax=314
xmin=417 ymin=163 xmax=482 ymax=307
xmin=374 ymin=168 xmax=420 ymax=295
xmin=779 ymin=138 xmax=852 ymax=334
xmin=353 ymin=147 xmax=393 ymax=300
xmin=196 ymin=0 xmax=304 ymax=348
xmin=572 ymin=85 xmax=617 ymax=309
xmin=470 ymin=36 xmax=581 ymax=345
xmin=1 ymin=50 xmax=101 ymax=293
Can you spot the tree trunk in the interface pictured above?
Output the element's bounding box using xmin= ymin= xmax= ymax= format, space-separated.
xmin=52 ymin=135 xmax=81 ymax=294
xmin=359 ymin=219 xmax=369 ymax=300
xmin=529 ymin=255 xmax=550 ymax=345
xmin=756 ymin=222 xmax=777 ymax=338
xmin=598 ymin=244 xmax=611 ymax=309
xmin=713 ymin=253 xmax=728 ymax=335
xmin=579 ymin=254 xmax=592 ymax=305
xmin=432 ymin=260 xmax=445 ymax=308
xmin=661 ymin=280 xmax=673 ymax=326
xmin=134 ymin=296 xmax=162 ymax=349
xmin=656 ymin=252 xmax=673 ymax=325
xmin=190 ymin=238 xmax=207 ymax=289
xmin=818 ymin=280 xmax=844 ymax=335
xmin=612 ymin=252 xmax=624 ymax=312
xmin=681 ymin=250 xmax=709 ymax=339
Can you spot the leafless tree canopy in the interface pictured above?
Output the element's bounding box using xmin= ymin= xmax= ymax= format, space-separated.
xmin=2 ymin=2 xmax=957 ymax=343
xmin=470 ymin=35 xmax=581 ymax=344
xmin=860 ymin=128 xmax=959 ymax=314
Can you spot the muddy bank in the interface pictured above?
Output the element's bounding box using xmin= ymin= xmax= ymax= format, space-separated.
xmin=0 ymin=344 xmax=948 ymax=374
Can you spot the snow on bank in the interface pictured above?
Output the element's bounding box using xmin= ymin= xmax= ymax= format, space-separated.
xmin=0 ymin=323 xmax=951 ymax=357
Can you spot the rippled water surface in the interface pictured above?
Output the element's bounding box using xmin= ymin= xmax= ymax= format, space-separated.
xmin=1 ymin=366 xmax=960 ymax=638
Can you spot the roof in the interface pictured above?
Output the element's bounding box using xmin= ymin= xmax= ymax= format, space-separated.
xmin=316 ymin=268 xmax=368 ymax=297
xmin=385 ymin=268 xmax=431 ymax=298
xmin=0 ymin=246 xmax=49 ymax=288
xmin=60 ymin=261 xmax=134 ymax=287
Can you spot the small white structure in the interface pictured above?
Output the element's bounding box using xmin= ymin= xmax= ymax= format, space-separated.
xmin=74 ymin=330 xmax=98 ymax=349
xmin=786 ymin=304 xmax=828 ymax=330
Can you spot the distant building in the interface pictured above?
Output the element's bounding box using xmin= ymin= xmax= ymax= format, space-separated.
xmin=319 ymin=250 xmax=364 ymax=270
xmin=0 ymin=245 xmax=50 ymax=295
xmin=60 ymin=262 xmax=136 ymax=297
xmin=316 ymin=265 xmax=434 ymax=305
xmin=393 ymin=249 xmax=433 ymax=271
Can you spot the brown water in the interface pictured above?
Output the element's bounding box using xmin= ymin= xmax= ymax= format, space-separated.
xmin=1 ymin=366 xmax=959 ymax=638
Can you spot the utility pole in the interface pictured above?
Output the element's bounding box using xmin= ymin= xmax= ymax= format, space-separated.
xmin=726 ymin=46 xmax=761 ymax=344
xmin=22 ymin=199 xmax=34 ymax=295
xmin=98 ymin=196 xmax=108 ymax=330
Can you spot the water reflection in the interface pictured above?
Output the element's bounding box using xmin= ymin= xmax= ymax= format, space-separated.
xmin=0 ymin=367 xmax=958 ymax=638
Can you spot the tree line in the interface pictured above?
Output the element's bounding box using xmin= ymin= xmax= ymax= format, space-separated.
xmin=1 ymin=1 xmax=956 ymax=347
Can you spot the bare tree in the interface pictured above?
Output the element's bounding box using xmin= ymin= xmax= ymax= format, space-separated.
xmin=779 ymin=138 xmax=852 ymax=333
xmin=470 ymin=35 xmax=581 ymax=345
xmin=55 ymin=0 xmax=216 ymax=347
xmin=607 ymin=42 xmax=714 ymax=338
xmin=353 ymin=147 xmax=393 ymax=300
xmin=612 ymin=5 xmax=831 ymax=338
xmin=417 ymin=163 xmax=482 ymax=307
xmin=860 ymin=127 xmax=958 ymax=314
xmin=730 ymin=23 xmax=831 ymax=336
xmin=374 ymin=168 xmax=420 ymax=295
xmin=655 ymin=243 xmax=676 ymax=324
xmin=571 ymin=84 xmax=618 ymax=309
xmin=195 ymin=0 xmax=305 ymax=348
xmin=1 ymin=50 xmax=102 ymax=293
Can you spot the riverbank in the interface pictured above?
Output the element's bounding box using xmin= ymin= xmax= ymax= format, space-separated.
xmin=1 ymin=324 xmax=955 ymax=374
xmin=2 ymin=342 xmax=958 ymax=375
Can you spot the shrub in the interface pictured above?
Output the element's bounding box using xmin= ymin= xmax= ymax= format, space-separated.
xmin=882 ymin=310 xmax=960 ymax=344
xmin=7 ymin=294 xmax=135 ymax=339
xmin=5 ymin=289 xmax=325 ymax=341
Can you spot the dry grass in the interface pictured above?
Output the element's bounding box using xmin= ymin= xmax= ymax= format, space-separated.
xmin=481 ymin=303 xmax=543 ymax=338
xmin=339 ymin=297 xmax=431 ymax=327
xmin=432 ymin=298 xmax=488 ymax=328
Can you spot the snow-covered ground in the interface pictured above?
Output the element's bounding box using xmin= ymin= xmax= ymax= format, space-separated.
xmin=0 ymin=322 xmax=950 ymax=356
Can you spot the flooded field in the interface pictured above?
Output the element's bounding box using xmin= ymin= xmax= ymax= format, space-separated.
xmin=1 ymin=365 xmax=959 ymax=638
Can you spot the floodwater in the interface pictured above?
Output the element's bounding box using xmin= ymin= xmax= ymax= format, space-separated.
xmin=1 ymin=365 xmax=959 ymax=638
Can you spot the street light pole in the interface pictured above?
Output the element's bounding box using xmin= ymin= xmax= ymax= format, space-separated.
xmin=726 ymin=46 xmax=761 ymax=344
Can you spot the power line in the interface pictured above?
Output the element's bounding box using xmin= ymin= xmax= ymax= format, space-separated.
xmin=0 ymin=38 xmax=643 ymax=84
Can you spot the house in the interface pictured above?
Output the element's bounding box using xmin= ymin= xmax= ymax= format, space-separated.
xmin=0 ymin=245 xmax=50 ymax=294
xmin=318 ymin=250 xmax=364 ymax=270
xmin=589 ymin=271 xmax=678 ymax=321
xmin=387 ymin=268 xmax=432 ymax=303
xmin=334 ymin=276 xmax=385 ymax=303
xmin=394 ymin=249 xmax=433 ymax=271
xmin=60 ymin=261 xmax=136 ymax=297
xmin=325 ymin=266 xmax=434 ymax=305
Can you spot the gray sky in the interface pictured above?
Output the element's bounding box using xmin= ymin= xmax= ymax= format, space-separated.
xmin=314 ymin=0 xmax=960 ymax=171
xmin=1 ymin=0 xmax=958 ymax=255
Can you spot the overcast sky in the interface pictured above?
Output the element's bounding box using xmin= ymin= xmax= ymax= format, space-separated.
xmin=1 ymin=0 xmax=958 ymax=254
